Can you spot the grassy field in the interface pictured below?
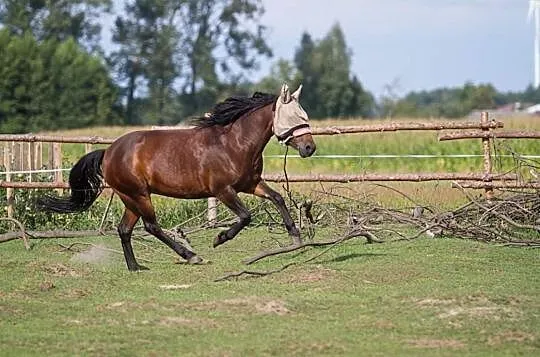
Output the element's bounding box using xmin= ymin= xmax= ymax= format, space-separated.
xmin=0 ymin=117 xmax=538 ymax=356
xmin=0 ymin=228 xmax=538 ymax=357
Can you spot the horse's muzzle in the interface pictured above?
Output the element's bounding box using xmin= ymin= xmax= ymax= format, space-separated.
xmin=299 ymin=142 xmax=316 ymax=158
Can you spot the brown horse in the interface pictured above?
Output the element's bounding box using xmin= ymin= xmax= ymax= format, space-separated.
xmin=38 ymin=84 xmax=316 ymax=271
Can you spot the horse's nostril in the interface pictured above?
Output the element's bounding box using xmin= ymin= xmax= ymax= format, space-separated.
xmin=305 ymin=145 xmax=312 ymax=152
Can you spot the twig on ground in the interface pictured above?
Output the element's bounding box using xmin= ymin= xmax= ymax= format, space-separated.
xmin=0 ymin=217 xmax=30 ymax=250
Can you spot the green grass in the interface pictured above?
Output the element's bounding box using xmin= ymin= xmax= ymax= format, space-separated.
xmin=1 ymin=228 xmax=538 ymax=357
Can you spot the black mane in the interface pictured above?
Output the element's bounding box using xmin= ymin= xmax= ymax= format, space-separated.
xmin=191 ymin=92 xmax=277 ymax=128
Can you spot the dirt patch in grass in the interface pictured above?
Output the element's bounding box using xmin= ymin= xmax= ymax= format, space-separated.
xmin=254 ymin=300 xmax=291 ymax=316
xmin=281 ymin=342 xmax=345 ymax=356
xmin=438 ymin=306 xmax=520 ymax=320
xmin=187 ymin=296 xmax=292 ymax=316
xmin=156 ymin=316 xmax=218 ymax=328
xmin=34 ymin=262 xmax=82 ymax=277
xmin=0 ymin=303 xmax=23 ymax=316
xmin=487 ymin=331 xmax=537 ymax=346
xmin=413 ymin=295 xmax=523 ymax=322
xmin=61 ymin=288 xmax=90 ymax=299
xmin=407 ymin=338 xmax=466 ymax=349
xmin=413 ymin=298 xmax=457 ymax=307
xmin=100 ymin=296 xmax=292 ymax=316
xmin=373 ymin=319 xmax=396 ymax=329
xmin=284 ymin=266 xmax=336 ymax=284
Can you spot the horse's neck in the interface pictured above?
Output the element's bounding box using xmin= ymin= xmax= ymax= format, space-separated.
xmin=230 ymin=104 xmax=274 ymax=157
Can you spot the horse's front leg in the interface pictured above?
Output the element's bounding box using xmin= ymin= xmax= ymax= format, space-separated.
xmin=253 ymin=180 xmax=302 ymax=245
xmin=213 ymin=187 xmax=251 ymax=248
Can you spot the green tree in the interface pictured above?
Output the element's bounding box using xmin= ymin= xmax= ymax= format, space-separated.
xmin=110 ymin=0 xmax=182 ymax=125
xmin=0 ymin=30 xmax=118 ymax=133
xmin=256 ymin=59 xmax=296 ymax=93
xmin=292 ymin=24 xmax=374 ymax=119
xmin=293 ymin=32 xmax=318 ymax=114
xmin=0 ymin=0 xmax=112 ymax=51
xmin=111 ymin=0 xmax=271 ymax=123
xmin=390 ymin=82 xmax=499 ymax=118
xmin=178 ymin=0 xmax=273 ymax=116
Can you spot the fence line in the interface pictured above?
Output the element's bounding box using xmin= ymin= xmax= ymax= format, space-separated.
xmin=439 ymin=130 xmax=540 ymax=141
xmin=0 ymin=120 xmax=505 ymax=145
xmin=0 ymin=114 xmax=537 ymax=222
xmin=0 ymin=172 xmax=518 ymax=189
xmin=264 ymin=154 xmax=540 ymax=159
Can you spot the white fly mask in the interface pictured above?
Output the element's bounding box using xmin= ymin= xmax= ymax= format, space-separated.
xmin=273 ymin=84 xmax=311 ymax=144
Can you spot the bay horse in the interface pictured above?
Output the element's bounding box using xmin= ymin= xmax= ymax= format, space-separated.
xmin=38 ymin=84 xmax=316 ymax=271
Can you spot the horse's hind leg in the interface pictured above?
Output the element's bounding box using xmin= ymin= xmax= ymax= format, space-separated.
xmin=118 ymin=192 xmax=203 ymax=265
xmin=118 ymin=208 xmax=147 ymax=271
xmin=213 ymin=187 xmax=251 ymax=248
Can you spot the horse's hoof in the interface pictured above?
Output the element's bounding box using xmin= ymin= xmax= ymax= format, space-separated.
xmin=129 ymin=264 xmax=149 ymax=272
xmin=187 ymin=256 xmax=207 ymax=265
xmin=213 ymin=231 xmax=228 ymax=248
xmin=292 ymin=236 xmax=303 ymax=246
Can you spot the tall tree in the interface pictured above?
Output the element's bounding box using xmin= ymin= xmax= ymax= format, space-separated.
xmin=0 ymin=30 xmax=118 ymax=133
xmin=256 ymin=59 xmax=296 ymax=94
xmin=0 ymin=0 xmax=112 ymax=51
xmin=293 ymin=32 xmax=318 ymax=114
xmin=177 ymin=0 xmax=272 ymax=115
xmin=110 ymin=0 xmax=182 ymax=125
xmin=293 ymin=24 xmax=374 ymax=118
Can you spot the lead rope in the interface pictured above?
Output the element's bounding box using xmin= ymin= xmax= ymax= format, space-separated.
xmin=282 ymin=146 xmax=299 ymax=210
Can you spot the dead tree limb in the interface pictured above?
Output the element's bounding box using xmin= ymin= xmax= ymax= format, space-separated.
xmin=0 ymin=217 xmax=30 ymax=250
xmin=216 ymin=229 xmax=374 ymax=281
xmin=243 ymin=228 xmax=380 ymax=265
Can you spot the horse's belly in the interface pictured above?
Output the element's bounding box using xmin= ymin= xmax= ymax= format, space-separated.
xmin=147 ymin=171 xmax=212 ymax=199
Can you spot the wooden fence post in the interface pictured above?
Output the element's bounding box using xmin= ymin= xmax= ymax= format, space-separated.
xmin=27 ymin=142 xmax=33 ymax=182
xmin=53 ymin=143 xmax=63 ymax=194
xmin=481 ymin=112 xmax=494 ymax=199
xmin=36 ymin=142 xmax=42 ymax=169
xmin=4 ymin=144 xmax=14 ymax=219
xmin=207 ymin=197 xmax=217 ymax=227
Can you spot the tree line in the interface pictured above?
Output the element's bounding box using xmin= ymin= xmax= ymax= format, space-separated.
xmin=0 ymin=0 xmax=538 ymax=133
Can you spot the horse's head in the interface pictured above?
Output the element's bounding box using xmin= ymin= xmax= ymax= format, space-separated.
xmin=273 ymin=84 xmax=316 ymax=158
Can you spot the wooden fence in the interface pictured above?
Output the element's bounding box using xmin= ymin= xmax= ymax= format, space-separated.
xmin=0 ymin=112 xmax=538 ymax=221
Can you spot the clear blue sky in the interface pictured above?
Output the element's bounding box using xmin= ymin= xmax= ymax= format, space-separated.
xmin=104 ymin=0 xmax=534 ymax=98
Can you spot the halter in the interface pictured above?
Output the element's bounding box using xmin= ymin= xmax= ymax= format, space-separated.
xmin=275 ymin=124 xmax=312 ymax=145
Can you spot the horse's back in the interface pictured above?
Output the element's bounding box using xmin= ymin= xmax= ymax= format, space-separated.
xmin=102 ymin=128 xmax=223 ymax=198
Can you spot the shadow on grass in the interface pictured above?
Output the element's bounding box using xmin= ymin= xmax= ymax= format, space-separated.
xmin=319 ymin=252 xmax=388 ymax=264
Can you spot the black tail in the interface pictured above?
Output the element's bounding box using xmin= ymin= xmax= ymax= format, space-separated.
xmin=37 ymin=149 xmax=106 ymax=213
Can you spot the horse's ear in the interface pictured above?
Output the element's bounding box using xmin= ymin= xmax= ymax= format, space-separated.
xmin=291 ymin=84 xmax=303 ymax=100
xmin=280 ymin=83 xmax=291 ymax=103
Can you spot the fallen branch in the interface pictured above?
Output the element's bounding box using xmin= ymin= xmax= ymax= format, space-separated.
xmin=243 ymin=228 xmax=380 ymax=265
xmin=0 ymin=229 xmax=118 ymax=243
xmin=216 ymin=229 xmax=373 ymax=282
xmin=0 ymin=217 xmax=30 ymax=250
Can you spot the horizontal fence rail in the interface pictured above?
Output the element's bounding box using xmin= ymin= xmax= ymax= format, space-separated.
xmin=0 ymin=114 xmax=537 ymax=192
xmin=0 ymin=120 xmax=506 ymax=144
xmin=263 ymin=173 xmax=517 ymax=183
xmin=439 ymin=130 xmax=540 ymax=141
xmin=0 ymin=134 xmax=116 ymax=144
xmin=0 ymin=173 xmax=518 ymax=188
xmin=310 ymin=120 xmax=504 ymax=135
xmin=452 ymin=181 xmax=540 ymax=189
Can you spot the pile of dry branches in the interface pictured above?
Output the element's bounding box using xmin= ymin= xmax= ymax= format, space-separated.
xmin=325 ymin=186 xmax=540 ymax=248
